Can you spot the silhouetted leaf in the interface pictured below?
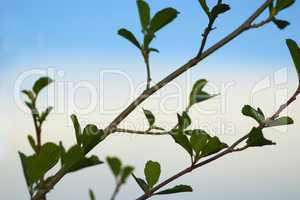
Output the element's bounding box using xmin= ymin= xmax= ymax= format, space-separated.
xmin=144 ymin=160 xmax=161 ymax=188
xmin=132 ymin=174 xmax=149 ymax=192
xmin=19 ymin=152 xmax=31 ymax=187
xmin=155 ymin=185 xmax=193 ymax=195
xmin=150 ymin=8 xmax=179 ymax=33
xmin=71 ymin=114 xmax=82 ymax=145
xmin=107 ymin=157 xmax=122 ymax=177
xmin=286 ymin=39 xmax=300 ymax=82
xmin=188 ymin=79 xmax=218 ymax=110
xmin=246 ymin=128 xmax=276 ymax=147
xmin=22 ymin=90 xmax=35 ymax=102
xmin=148 ymin=48 xmax=159 ymax=53
xmin=211 ymin=4 xmax=230 ymax=18
xmin=201 ymin=136 xmax=228 ymax=157
xmin=27 ymin=135 xmax=38 ymax=153
xmin=21 ymin=143 xmax=60 ymax=185
xmin=273 ymin=19 xmax=290 ymax=29
xmin=68 ymin=155 xmax=103 ymax=173
xmin=143 ymin=32 xmax=155 ymax=49
xmin=137 ymin=0 xmax=150 ymax=32
xmin=275 ymin=0 xmax=295 ymax=12
xmin=33 ymin=76 xmax=53 ymax=95
xmin=189 ymin=130 xmax=209 ymax=157
xmin=82 ymin=125 xmax=105 ymax=153
xmin=266 ymin=116 xmax=294 ymax=127
xmin=242 ymin=105 xmax=265 ymax=124
xmin=177 ymin=111 xmax=191 ymax=130
xmin=118 ymin=28 xmax=141 ymax=49
xmin=143 ymin=109 xmax=155 ymax=128
xmin=121 ymin=166 xmax=134 ymax=183
xmin=198 ymin=0 xmax=210 ymax=17
xmin=152 ymin=126 xmax=165 ymax=131
xmin=62 ymin=144 xmax=84 ymax=170
xmin=89 ymin=189 xmax=96 ymax=200
xmin=171 ymin=130 xmax=193 ymax=157
xmin=39 ymin=106 xmax=53 ymax=123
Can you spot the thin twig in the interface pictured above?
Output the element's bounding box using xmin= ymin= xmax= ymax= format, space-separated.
xmin=110 ymin=183 xmax=121 ymax=200
xmin=250 ymin=16 xmax=274 ymax=29
xmin=115 ymin=128 xmax=169 ymax=135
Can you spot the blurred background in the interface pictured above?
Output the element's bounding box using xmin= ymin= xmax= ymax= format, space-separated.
xmin=0 ymin=0 xmax=299 ymax=199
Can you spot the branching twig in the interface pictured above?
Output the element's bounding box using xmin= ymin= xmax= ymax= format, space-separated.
xmin=32 ymin=1 xmax=274 ymax=199
xmin=250 ymin=16 xmax=274 ymax=29
xmin=104 ymin=0 xmax=274 ymax=134
xmin=135 ymin=81 xmax=300 ymax=200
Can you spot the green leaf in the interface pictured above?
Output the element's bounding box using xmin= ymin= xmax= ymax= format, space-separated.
xmin=143 ymin=32 xmax=155 ymax=49
xmin=25 ymin=101 xmax=35 ymax=110
xmin=152 ymin=126 xmax=165 ymax=131
xmin=273 ymin=19 xmax=290 ymax=29
xmin=143 ymin=109 xmax=155 ymax=128
xmin=89 ymin=189 xmax=96 ymax=200
xmin=286 ymin=39 xmax=300 ymax=82
xmin=33 ymin=76 xmax=53 ymax=95
xmin=82 ymin=125 xmax=105 ymax=153
xmin=39 ymin=106 xmax=53 ymax=123
xmin=132 ymin=174 xmax=149 ymax=192
xmin=22 ymin=143 xmax=60 ymax=185
xmin=19 ymin=152 xmax=31 ymax=187
xmin=61 ymin=144 xmax=84 ymax=170
xmin=211 ymin=4 xmax=230 ymax=18
xmin=189 ymin=130 xmax=209 ymax=156
xmin=71 ymin=114 xmax=82 ymax=145
xmin=107 ymin=157 xmax=122 ymax=177
xmin=177 ymin=112 xmax=192 ymax=130
xmin=22 ymin=90 xmax=35 ymax=102
xmin=246 ymin=128 xmax=276 ymax=147
xmin=59 ymin=141 xmax=66 ymax=167
xmin=144 ymin=160 xmax=161 ymax=188
xmin=198 ymin=0 xmax=210 ymax=17
xmin=171 ymin=130 xmax=193 ymax=157
xmin=242 ymin=105 xmax=265 ymax=124
xmin=121 ymin=166 xmax=134 ymax=183
xmin=118 ymin=28 xmax=141 ymax=49
xmin=137 ymin=0 xmax=150 ymax=32
xmin=27 ymin=135 xmax=38 ymax=153
xmin=61 ymin=144 xmax=103 ymax=173
xmin=201 ymin=136 xmax=228 ymax=157
xmin=150 ymin=8 xmax=179 ymax=33
xmin=276 ymin=0 xmax=295 ymax=12
xmin=266 ymin=116 xmax=294 ymax=127
xmin=148 ymin=48 xmax=159 ymax=53
xmin=68 ymin=155 xmax=103 ymax=173
xmin=188 ymin=79 xmax=218 ymax=110
xmin=155 ymin=185 xmax=193 ymax=195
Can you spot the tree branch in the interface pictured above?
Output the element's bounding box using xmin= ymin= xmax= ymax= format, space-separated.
xmin=32 ymin=1 xmax=274 ymax=199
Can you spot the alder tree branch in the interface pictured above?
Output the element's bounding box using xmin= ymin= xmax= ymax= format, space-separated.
xmin=136 ymin=84 xmax=300 ymax=200
xmin=32 ymin=1 xmax=274 ymax=199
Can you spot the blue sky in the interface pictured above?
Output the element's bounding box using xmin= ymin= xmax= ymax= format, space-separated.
xmin=0 ymin=0 xmax=299 ymax=74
